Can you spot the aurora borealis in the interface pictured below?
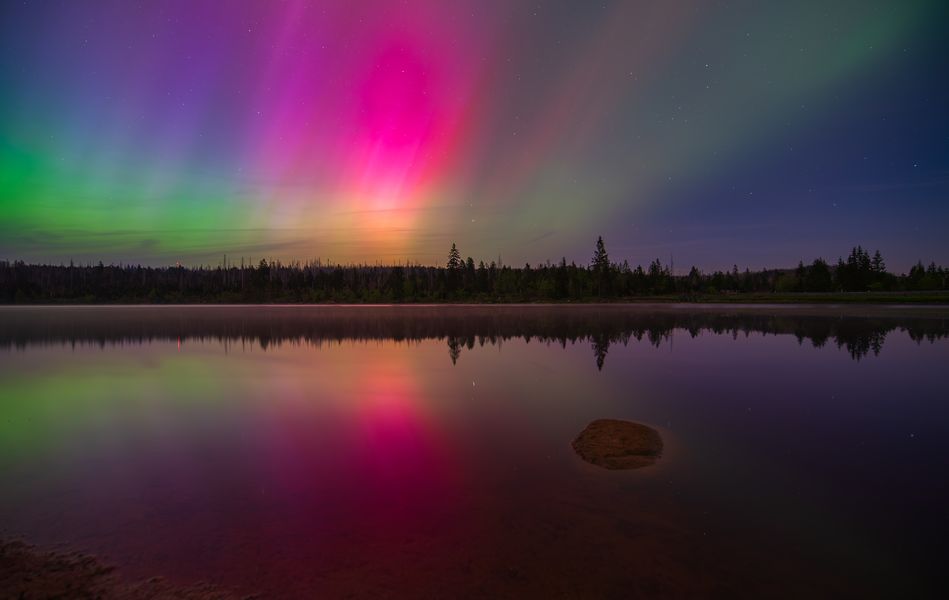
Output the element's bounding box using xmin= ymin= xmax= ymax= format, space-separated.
xmin=1 ymin=1 xmax=947 ymax=269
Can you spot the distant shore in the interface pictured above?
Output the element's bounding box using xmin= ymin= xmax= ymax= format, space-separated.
xmin=3 ymin=291 xmax=949 ymax=305
xmin=4 ymin=246 xmax=947 ymax=304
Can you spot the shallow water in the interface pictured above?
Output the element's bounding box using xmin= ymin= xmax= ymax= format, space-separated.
xmin=1 ymin=305 xmax=948 ymax=598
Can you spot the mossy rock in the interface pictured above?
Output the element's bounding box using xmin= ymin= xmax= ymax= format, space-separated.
xmin=572 ymin=419 xmax=663 ymax=470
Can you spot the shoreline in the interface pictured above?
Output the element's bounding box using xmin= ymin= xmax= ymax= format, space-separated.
xmin=0 ymin=294 xmax=949 ymax=312
xmin=2 ymin=291 xmax=948 ymax=306
xmin=3 ymin=301 xmax=949 ymax=317
xmin=0 ymin=539 xmax=245 ymax=599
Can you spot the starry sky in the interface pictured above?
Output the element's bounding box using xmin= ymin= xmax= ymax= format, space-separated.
xmin=1 ymin=0 xmax=947 ymax=271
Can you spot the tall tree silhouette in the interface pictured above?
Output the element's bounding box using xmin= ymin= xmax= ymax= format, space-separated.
xmin=591 ymin=236 xmax=611 ymax=295
xmin=447 ymin=243 xmax=462 ymax=271
xmin=591 ymin=236 xmax=609 ymax=272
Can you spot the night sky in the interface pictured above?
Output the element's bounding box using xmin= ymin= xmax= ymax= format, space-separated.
xmin=1 ymin=0 xmax=947 ymax=271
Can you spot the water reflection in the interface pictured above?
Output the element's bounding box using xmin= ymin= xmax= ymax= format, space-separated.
xmin=2 ymin=305 xmax=947 ymax=367
xmin=1 ymin=305 xmax=948 ymax=598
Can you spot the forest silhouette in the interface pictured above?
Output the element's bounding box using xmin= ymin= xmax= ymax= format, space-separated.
xmin=1 ymin=238 xmax=947 ymax=303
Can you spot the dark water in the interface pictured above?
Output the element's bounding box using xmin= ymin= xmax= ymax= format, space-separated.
xmin=1 ymin=305 xmax=948 ymax=598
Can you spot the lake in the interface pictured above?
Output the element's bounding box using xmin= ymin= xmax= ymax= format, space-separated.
xmin=1 ymin=305 xmax=947 ymax=598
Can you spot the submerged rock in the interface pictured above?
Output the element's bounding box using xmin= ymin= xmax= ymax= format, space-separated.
xmin=572 ymin=419 xmax=663 ymax=470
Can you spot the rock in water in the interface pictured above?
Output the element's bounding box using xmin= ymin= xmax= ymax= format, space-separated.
xmin=572 ymin=419 xmax=663 ymax=470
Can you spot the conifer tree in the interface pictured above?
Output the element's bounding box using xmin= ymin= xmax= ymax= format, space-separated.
xmin=871 ymin=250 xmax=885 ymax=274
xmin=447 ymin=243 xmax=462 ymax=271
xmin=591 ymin=236 xmax=609 ymax=272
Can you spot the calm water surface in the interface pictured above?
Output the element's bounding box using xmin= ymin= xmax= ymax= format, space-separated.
xmin=1 ymin=305 xmax=948 ymax=598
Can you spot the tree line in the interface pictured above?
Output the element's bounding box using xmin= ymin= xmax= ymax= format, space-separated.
xmin=1 ymin=238 xmax=946 ymax=303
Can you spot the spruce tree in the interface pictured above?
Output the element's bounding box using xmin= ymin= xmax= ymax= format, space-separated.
xmin=591 ymin=236 xmax=609 ymax=272
xmin=447 ymin=243 xmax=462 ymax=271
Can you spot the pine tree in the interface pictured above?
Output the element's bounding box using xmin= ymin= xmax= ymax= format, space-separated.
xmin=447 ymin=243 xmax=462 ymax=271
xmin=871 ymin=250 xmax=885 ymax=274
xmin=591 ymin=236 xmax=609 ymax=272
